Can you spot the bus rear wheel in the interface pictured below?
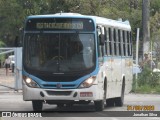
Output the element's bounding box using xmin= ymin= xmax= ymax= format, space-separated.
xmin=32 ymin=100 xmax=43 ymax=111
xmin=106 ymin=98 xmax=115 ymax=107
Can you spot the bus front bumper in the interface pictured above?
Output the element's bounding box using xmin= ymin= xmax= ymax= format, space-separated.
xmin=23 ymin=84 xmax=103 ymax=101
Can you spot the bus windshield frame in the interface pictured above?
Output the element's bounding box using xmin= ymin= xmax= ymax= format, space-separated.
xmin=23 ymin=17 xmax=96 ymax=76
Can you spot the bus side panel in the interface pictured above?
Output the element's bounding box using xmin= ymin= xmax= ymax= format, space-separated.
xmin=125 ymin=58 xmax=133 ymax=94
xmin=104 ymin=57 xmax=113 ymax=99
xmin=121 ymin=57 xmax=126 ymax=93
xmin=112 ymin=57 xmax=122 ymax=97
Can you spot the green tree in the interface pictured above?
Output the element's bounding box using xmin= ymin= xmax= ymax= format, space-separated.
xmin=0 ymin=0 xmax=158 ymax=48
xmin=0 ymin=40 xmax=6 ymax=62
xmin=0 ymin=0 xmax=24 ymax=46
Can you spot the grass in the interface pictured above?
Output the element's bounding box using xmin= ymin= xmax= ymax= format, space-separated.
xmin=132 ymin=84 xmax=160 ymax=94
xmin=132 ymin=68 xmax=160 ymax=94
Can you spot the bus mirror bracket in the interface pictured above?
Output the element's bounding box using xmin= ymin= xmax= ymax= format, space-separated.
xmin=99 ymin=34 xmax=105 ymax=46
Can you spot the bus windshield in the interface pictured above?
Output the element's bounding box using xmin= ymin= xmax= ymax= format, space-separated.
xmin=24 ymin=33 xmax=96 ymax=74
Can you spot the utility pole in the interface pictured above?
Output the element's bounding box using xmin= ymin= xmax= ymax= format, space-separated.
xmin=142 ymin=0 xmax=150 ymax=57
xmin=135 ymin=28 xmax=140 ymax=90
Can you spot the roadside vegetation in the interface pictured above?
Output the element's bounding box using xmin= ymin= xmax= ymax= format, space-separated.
xmin=132 ymin=68 xmax=160 ymax=94
xmin=0 ymin=0 xmax=160 ymax=47
xmin=0 ymin=40 xmax=6 ymax=63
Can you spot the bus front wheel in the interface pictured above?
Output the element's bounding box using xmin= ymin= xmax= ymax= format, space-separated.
xmin=94 ymin=85 xmax=106 ymax=111
xmin=32 ymin=100 xmax=43 ymax=111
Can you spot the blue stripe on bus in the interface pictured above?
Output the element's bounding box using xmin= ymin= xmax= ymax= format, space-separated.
xmin=22 ymin=54 xmax=131 ymax=89
xmin=22 ymin=66 xmax=99 ymax=89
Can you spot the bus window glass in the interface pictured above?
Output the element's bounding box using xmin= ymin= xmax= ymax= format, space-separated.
xmin=106 ymin=28 xmax=110 ymax=56
xmin=104 ymin=27 xmax=107 ymax=55
xmin=130 ymin=32 xmax=132 ymax=56
xmin=118 ymin=30 xmax=121 ymax=56
xmin=127 ymin=31 xmax=130 ymax=56
xmin=109 ymin=28 xmax=112 ymax=55
xmin=24 ymin=33 xmax=96 ymax=73
xmin=114 ymin=29 xmax=117 ymax=56
xmin=123 ymin=31 xmax=126 ymax=56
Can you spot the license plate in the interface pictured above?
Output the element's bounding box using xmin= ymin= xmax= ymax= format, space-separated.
xmin=80 ymin=92 xmax=93 ymax=97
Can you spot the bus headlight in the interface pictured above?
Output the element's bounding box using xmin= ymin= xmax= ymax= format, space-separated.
xmin=79 ymin=76 xmax=96 ymax=88
xmin=23 ymin=76 xmax=40 ymax=88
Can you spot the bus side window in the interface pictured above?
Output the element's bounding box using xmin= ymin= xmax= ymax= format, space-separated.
xmin=122 ymin=30 xmax=126 ymax=56
xmin=120 ymin=30 xmax=124 ymax=56
xmin=126 ymin=31 xmax=129 ymax=56
xmin=125 ymin=31 xmax=129 ymax=56
xmin=118 ymin=30 xmax=122 ymax=56
xmin=113 ymin=29 xmax=117 ymax=56
xmin=106 ymin=27 xmax=110 ymax=56
xmin=127 ymin=31 xmax=132 ymax=56
xmin=101 ymin=27 xmax=106 ymax=56
xmin=97 ymin=30 xmax=101 ymax=58
xmin=97 ymin=26 xmax=105 ymax=58
xmin=130 ymin=32 xmax=133 ymax=56
xmin=115 ymin=29 xmax=119 ymax=56
xmin=100 ymin=26 xmax=106 ymax=56
xmin=104 ymin=27 xmax=107 ymax=56
xmin=108 ymin=28 xmax=112 ymax=56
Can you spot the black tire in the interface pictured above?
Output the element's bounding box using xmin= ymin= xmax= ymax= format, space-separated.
xmin=106 ymin=98 xmax=115 ymax=107
xmin=32 ymin=100 xmax=43 ymax=111
xmin=83 ymin=101 xmax=91 ymax=104
xmin=115 ymin=81 xmax=125 ymax=106
xmin=94 ymin=100 xmax=104 ymax=111
xmin=94 ymin=84 xmax=106 ymax=111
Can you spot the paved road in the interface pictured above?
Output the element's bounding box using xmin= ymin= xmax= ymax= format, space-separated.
xmin=0 ymin=93 xmax=160 ymax=120
xmin=0 ymin=93 xmax=160 ymax=111
xmin=0 ymin=68 xmax=14 ymax=91
xmin=0 ymin=68 xmax=160 ymax=120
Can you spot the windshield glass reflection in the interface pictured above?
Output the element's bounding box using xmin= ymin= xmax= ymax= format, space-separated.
xmin=24 ymin=33 xmax=96 ymax=73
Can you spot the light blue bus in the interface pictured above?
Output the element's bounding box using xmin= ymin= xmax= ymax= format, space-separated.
xmin=22 ymin=13 xmax=133 ymax=111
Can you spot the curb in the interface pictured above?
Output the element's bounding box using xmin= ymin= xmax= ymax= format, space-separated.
xmin=0 ymin=84 xmax=22 ymax=93
xmin=0 ymin=90 xmax=22 ymax=93
xmin=0 ymin=84 xmax=15 ymax=90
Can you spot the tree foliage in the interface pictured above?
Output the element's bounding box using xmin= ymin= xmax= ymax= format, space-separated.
xmin=0 ymin=0 xmax=159 ymax=47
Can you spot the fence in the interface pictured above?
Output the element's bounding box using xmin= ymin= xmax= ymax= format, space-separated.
xmin=0 ymin=47 xmax=22 ymax=91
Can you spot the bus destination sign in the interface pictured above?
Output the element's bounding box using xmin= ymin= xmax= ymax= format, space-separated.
xmin=25 ymin=18 xmax=94 ymax=31
xmin=36 ymin=22 xmax=83 ymax=30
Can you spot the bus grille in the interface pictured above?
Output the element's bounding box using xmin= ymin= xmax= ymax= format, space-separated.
xmin=42 ymin=84 xmax=76 ymax=88
xmin=46 ymin=91 xmax=72 ymax=96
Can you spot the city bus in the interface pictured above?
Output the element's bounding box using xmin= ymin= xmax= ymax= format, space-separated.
xmin=22 ymin=13 xmax=133 ymax=111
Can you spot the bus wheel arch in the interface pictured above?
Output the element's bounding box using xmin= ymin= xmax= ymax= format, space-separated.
xmin=104 ymin=77 xmax=107 ymax=103
xmin=104 ymin=77 xmax=107 ymax=94
xmin=94 ymin=77 xmax=107 ymax=111
xmin=115 ymin=77 xmax=125 ymax=106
